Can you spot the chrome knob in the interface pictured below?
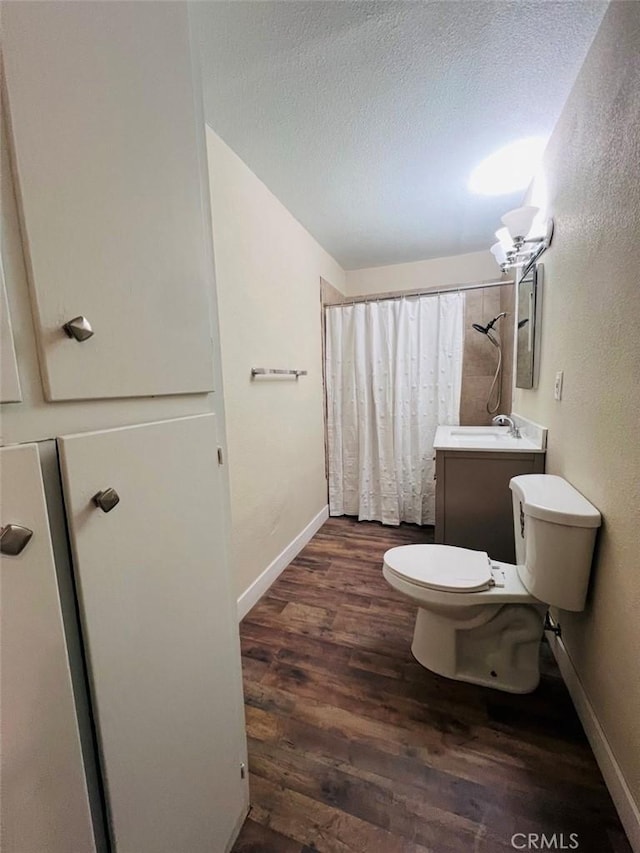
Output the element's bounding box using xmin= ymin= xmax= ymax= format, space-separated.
xmin=93 ymin=488 xmax=120 ymax=513
xmin=1 ymin=524 xmax=34 ymax=556
xmin=63 ymin=316 xmax=94 ymax=341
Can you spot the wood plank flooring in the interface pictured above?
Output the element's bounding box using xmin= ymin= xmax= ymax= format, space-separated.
xmin=232 ymin=517 xmax=631 ymax=853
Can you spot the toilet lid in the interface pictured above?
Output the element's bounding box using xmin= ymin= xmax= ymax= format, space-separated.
xmin=384 ymin=545 xmax=492 ymax=592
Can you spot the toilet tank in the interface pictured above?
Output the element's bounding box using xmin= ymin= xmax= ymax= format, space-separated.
xmin=510 ymin=475 xmax=601 ymax=611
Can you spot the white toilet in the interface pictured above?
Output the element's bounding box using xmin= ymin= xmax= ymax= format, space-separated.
xmin=383 ymin=474 xmax=601 ymax=693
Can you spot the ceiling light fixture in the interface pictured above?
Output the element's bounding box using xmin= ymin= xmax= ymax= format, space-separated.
xmin=489 ymin=205 xmax=554 ymax=276
xmin=468 ymin=137 xmax=547 ymax=196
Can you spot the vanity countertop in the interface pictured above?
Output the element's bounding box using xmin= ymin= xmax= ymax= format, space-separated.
xmin=434 ymin=425 xmax=546 ymax=453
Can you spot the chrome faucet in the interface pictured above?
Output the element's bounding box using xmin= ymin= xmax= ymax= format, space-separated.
xmin=492 ymin=414 xmax=521 ymax=438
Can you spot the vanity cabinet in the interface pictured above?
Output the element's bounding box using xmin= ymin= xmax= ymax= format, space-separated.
xmin=435 ymin=449 xmax=545 ymax=563
xmin=2 ymin=2 xmax=215 ymax=401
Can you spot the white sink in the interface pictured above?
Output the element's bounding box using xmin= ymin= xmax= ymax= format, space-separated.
xmin=449 ymin=430 xmax=500 ymax=441
xmin=452 ymin=434 xmax=500 ymax=442
xmin=433 ymin=424 xmax=546 ymax=453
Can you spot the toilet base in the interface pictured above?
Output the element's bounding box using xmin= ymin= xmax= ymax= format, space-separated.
xmin=411 ymin=603 xmax=547 ymax=693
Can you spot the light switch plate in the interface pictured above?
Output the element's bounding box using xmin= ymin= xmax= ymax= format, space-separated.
xmin=554 ymin=371 xmax=564 ymax=401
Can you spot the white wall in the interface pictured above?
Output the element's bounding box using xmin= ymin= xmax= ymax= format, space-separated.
xmin=205 ymin=128 xmax=345 ymax=602
xmin=513 ymin=1 xmax=640 ymax=822
xmin=345 ymin=250 xmax=499 ymax=296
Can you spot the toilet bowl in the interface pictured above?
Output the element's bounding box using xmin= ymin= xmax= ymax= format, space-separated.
xmin=383 ymin=475 xmax=601 ymax=693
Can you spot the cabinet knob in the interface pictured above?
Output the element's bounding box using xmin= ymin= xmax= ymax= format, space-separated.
xmin=93 ymin=488 xmax=120 ymax=513
xmin=63 ymin=316 xmax=94 ymax=342
xmin=0 ymin=524 xmax=34 ymax=556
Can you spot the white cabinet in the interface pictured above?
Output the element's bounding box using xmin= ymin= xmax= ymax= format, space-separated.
xmin=0 ymin=443 xmax=95 ymax=853
xmin=2 ymin=2 xmax=215 ymax=401
xmin=58 ymin=415 xmax=247 ymax=852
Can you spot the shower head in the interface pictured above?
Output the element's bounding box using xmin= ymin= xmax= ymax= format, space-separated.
xmin=472 ymin=312 xmax=507 ymax=335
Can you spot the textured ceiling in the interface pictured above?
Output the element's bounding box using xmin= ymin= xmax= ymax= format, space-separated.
xmin=195 ymin=1 xmax=607 ymax=270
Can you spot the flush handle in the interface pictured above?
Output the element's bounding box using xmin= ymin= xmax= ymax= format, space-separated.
xmin=1 ymin=524 xmax=34 ymax=556
xmin=519 ymin=501 xmax=525 ymax=538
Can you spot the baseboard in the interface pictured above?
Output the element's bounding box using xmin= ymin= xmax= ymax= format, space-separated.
xmin=548 ymin=631 xmax=640 ymax=851
xmin=237 ymin=505 xmax=329 ymax=621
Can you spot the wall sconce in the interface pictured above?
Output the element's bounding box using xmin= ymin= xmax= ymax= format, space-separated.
xmin=490 ymin=205 xmax=554 ymax=276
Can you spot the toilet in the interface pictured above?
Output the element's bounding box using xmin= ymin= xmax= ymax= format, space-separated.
xmin=383 ymin=474 xmax=601 ymax=693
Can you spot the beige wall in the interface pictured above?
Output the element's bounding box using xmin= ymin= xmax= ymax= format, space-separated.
xmin=206 ymin=128 xmax=346 ymax=600
xmin=345 ymin=249 xmax=499 ymax=296
xmin=513 ymin=2 xmax=640 ymax=810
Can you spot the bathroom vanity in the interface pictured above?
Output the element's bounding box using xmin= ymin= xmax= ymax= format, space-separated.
xmin=433 ymin=424 xmax=546 ymax=563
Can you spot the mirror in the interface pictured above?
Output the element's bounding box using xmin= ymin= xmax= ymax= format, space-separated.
xmin=515 ymin=263 xmax=542 ymax=389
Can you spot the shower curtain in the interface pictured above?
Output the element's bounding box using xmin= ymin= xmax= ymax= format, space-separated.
xmin=325 ymin=292 xmax=464 ymax=525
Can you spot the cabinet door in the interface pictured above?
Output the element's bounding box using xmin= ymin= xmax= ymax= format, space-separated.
xmin=58 ymin=415 xmax=247 ymax=853
xmin=2 ymin=2 xmax=215 ymax=401
xmin=440 ymin=452 xmax=543 ymax=563
xmin=0 ymin=443 xmax=95 ymax=853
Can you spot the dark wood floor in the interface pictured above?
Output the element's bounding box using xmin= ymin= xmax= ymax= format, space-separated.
xmin=232 ymin=517 xmax=630 ymax=853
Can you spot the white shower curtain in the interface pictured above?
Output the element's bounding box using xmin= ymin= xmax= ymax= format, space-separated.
xmin=325 ymin=292 xmax=464 ymax=525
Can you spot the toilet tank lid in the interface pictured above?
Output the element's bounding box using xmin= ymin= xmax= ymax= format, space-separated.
xmin=510 ymin=475 xmax=601 ymax=528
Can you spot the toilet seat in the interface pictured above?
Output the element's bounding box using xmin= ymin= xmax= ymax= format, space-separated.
xmin=384 ymin=544 xmax=493 ymax=593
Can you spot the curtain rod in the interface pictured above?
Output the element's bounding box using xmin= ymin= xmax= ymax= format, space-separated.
xmin=325 ymin=278 xmax=514 ymax=307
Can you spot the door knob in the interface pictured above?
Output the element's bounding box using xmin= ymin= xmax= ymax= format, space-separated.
xmin=0 ymin=524 xmax=34 ymax=556
xmin=63 ymin=316 xmax=94 ymax=341
xmin=93 ymin=488 xmax=120 ymax=513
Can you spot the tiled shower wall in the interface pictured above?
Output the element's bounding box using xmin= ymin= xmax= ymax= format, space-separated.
xmin=460 ymin=284 xmax=514 ymax=425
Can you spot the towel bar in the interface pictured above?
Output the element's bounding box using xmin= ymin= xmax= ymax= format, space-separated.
xmin=250 ymin=368 xmax=308 ymax=378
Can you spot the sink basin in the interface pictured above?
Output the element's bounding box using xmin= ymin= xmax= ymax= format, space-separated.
xmin=449 ymin=430 xmax=500 ymax=441
xmin=451 ymin=434 xmax=500 ymax=442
